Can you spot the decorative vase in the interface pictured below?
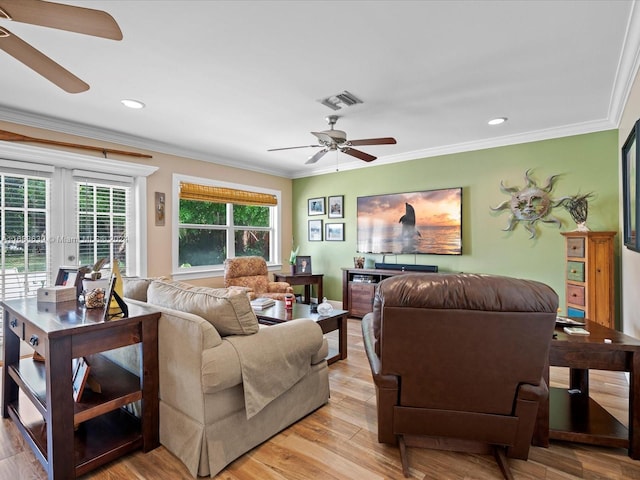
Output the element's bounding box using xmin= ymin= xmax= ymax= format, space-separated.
xmin=290 ymin=264 xmax=296 ymax=275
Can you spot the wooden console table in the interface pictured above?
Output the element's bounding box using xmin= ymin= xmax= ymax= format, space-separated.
xmin=342 ymin=267 xmax=418 ymax=317
xmin=273 ymin=273 xmax=323 ymax=304
xmin=534 ymin=320 xmax=640 ymax=458
xmin=2 ymin=298 xmax=160 ymax=479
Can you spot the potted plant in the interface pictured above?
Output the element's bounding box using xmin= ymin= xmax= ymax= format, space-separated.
xmin=289 ymin=245 xmax=299 ymax=275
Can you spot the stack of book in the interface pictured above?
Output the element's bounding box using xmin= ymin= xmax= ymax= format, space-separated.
xmin=250 ymin=297 xmax=275 ymax=310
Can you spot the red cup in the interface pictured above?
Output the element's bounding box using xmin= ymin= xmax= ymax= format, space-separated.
xmin=285 ymin=294 xmax=294 ymax=310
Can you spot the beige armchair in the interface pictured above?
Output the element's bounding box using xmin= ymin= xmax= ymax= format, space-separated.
xmin=362 ymin=273 xmax=558 ymax=479
xmin=224 ymin=256 xmax=293 ymax=301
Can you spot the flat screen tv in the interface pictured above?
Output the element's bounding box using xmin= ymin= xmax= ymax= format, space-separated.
xmin=357 ymin=187 xmax=462 ymax=255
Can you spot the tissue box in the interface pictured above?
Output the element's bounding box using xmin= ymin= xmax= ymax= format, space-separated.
xmin=37 ymin=286 xmax=77 ymax=303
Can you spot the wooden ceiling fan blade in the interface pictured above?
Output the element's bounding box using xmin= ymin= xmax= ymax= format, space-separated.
xmin=343 ymin=147 xmax=376 ymax=162
xmin=348 ymin=137 xmax=397 ymax=146
xmin=0 ymin=27 xmax=88 ymax=93
xmin=0 ymin=0 xmax=122 ymax=40
xmin=306 ymin=149 xmax=329 ymax=164
xmin=267 ymin=145 xmax=322 ymax=152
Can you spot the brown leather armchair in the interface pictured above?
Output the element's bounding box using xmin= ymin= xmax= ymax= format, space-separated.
xmin=223 ymin=256 xmax=293 ymax=301
xmin=362 ymin=273 xmax=558 ymax=479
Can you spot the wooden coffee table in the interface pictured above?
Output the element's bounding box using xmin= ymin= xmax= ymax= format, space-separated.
xmin=255 ymin=301 xmax=348 ymax=364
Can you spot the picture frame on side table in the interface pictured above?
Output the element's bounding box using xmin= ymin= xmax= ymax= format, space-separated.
xmin=328 ymin=195 xmax=344 ymax=218
xmin=72 ymin=356 xmax=91 ymax=402
xmin=308 ymin=219 xmax=323 ymax=241
xmin=55 ymin=266 xmax=85 ymax=299
xmin=326 ymin=223 xmax=345 ymax=241
xmin=296 ymin=255 xmax=312 ymax=275
xmin=623 ymin=118 xmax=640 ymax=251
xmin=308 ymin=197 xmax=325 ymax=216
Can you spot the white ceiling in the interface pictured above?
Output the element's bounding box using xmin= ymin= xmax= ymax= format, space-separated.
xmin=0 ymin=0 xmax=638 ymax=178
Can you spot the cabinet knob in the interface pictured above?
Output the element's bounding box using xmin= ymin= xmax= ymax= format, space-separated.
xmin=9 ymin=318 xmax=17 ymax=328
xmin=570 ymin=269 xmax=576 ymax=273
xmin=29 ymin=335 xmax=39 ymax=347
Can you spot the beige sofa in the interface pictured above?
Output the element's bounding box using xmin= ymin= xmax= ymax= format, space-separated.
xmin=113 ymin=278 xmax=330 ymax=477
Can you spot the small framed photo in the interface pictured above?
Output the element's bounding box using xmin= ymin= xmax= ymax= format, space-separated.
xmin=55 ymin=266 xmax=85 ymax=299
xmin=308 ymin=197 xmax=325 ymax=216
xmin=326 ymin=223 xmax=345 ymax=241
xmin=296 ymin=255 xmax=312 ymax=275
xmin=328 ymin=195 xmax=344 ymax=218
xmin=72 ymin=356 xmax=91 ymax=402
xmin=308 ymin=219 xmax=323 ymax=241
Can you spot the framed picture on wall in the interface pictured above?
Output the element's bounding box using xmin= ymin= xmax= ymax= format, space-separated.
xmin=308 ymin=197 xmax=325 ymax=216
xmin=623 ymin=118 xmax=640 ymax=251
xmin=328 ymin=195 xmax=344 ymax=218
xmin=308 ymin=219 xmax=323 ymax=241
xmin=325 ymin=223 xmax=345 ymax=241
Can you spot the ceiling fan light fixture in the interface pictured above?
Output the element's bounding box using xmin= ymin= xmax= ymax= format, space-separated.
xmin=121 ymin=99 xmax=145 ymax=109
xmin=488 ymin=117 xmax=507 ymax=125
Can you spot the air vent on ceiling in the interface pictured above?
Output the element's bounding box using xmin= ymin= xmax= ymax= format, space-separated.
xmin=318 ymin=90 xmax=363 ymax=111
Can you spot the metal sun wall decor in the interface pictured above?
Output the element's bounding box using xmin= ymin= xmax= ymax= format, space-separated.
xmin=491 ymin=169 xmax=572 ymax=239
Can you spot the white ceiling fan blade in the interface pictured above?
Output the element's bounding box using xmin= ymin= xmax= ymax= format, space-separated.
xmin=306 ymin=149 xmax=329 ymax=164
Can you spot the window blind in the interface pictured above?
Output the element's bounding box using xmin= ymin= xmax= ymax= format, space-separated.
xmin=179 ymin=182 xmax=277 ymax=206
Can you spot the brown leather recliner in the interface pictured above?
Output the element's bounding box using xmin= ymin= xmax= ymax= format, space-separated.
xmin=362 ymin=273 xmax=558 ymax=479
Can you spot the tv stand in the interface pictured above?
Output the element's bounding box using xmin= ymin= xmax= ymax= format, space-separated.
xmin=342 ymin=267 xmax=432 ymax=317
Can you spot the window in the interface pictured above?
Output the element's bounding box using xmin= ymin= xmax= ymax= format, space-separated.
xmin=0 ymin=172 xmax=49 ymax=299
xmin=77 ymin=181 xmax=130 ymax=274
xmin=174 ymin=176 xmax=281 ymax=276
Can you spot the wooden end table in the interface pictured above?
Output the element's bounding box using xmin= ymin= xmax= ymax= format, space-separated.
xmin=255 ymin=300 xmax=347 ymax=364
xmin=273 ymin=273 xmax=323 ymax=304
xmin=534 ymin=319 xmax=640 ymax=458
xmin=2 ymin=298 xmax=160 ymax=479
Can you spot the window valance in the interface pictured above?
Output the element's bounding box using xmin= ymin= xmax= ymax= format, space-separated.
xmin=179 ymin=182 xmax=277 ymax=206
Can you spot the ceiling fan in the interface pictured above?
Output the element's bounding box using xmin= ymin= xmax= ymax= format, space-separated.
xmin=0 ymin=0 xmax=122 ymax=93
xmin=268 ymin=115 xmax=397 ymax=164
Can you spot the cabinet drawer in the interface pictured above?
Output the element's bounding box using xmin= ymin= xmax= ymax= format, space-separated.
xmin=566 ymin=237 xmax=585 ymax=257
xmin=349 ymin=283 xmax=376 ymax=317
xmin=567 ymin=261 xmax=585 ymax=282
xmin=567 ymin=284 xmax=585 ymax=306
xmin=7 ymin=313 xmax=24 ymax=339
xmin=567 ymin=307 xmax=585 ymax=318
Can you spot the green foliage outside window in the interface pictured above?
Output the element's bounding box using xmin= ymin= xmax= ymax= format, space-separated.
xmin=179 ymin=199 xmax=272 ymax=267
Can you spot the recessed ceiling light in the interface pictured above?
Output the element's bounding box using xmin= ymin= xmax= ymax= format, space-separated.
xmin=488 ymin=117 xmax=507 ymax=125
xmin=121 ymin=99 xmax=145 ymax=109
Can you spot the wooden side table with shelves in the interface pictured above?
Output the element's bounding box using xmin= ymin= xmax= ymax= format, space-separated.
xmin=1 ymin=298 xmax=160 ymax=479
xmin=561 ymin=231 xmax=616 ymax=328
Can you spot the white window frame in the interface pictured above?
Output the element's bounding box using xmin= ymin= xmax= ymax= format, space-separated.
xmin=172 ymin=174 xmax=282 ymax=280
xmin=0 ymin=142 xmax=157 ymax=278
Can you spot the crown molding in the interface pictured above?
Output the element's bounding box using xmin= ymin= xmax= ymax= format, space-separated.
xmin=609 ymin=0 xmax=640 ymax=126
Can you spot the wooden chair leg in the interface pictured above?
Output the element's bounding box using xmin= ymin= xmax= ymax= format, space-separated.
xmin=494 ymin=447 xmax=514 ymax=480
xmin=398 ymin=435 xmax=410 ymax=477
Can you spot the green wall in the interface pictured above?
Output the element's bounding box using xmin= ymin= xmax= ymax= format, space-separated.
xmin=292 ymin=130 xmax=619 ymax=313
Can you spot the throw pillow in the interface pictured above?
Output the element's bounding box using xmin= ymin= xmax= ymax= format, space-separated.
xmin=147 ymin=280 xmax=259 ymax=336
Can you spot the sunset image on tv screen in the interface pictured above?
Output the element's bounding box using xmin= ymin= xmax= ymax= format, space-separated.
xmin=357 ymin=187 xmax=462 ymax=255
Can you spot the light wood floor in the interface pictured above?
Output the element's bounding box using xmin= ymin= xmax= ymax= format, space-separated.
xmin=2 ymin=319 xmax=640 ymax=479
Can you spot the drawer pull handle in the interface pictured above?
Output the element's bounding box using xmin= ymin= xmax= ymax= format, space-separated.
xmin=29 ymin=335 xmax=39 ymax=347
xmin=9 ymin=319 xmax=17 ymax=328
xmin=570 ymin=269 xmax=576 ymax=273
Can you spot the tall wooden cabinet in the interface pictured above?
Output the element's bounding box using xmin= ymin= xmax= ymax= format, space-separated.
xmin=562 ymin=231 xmax=616 ymax=328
